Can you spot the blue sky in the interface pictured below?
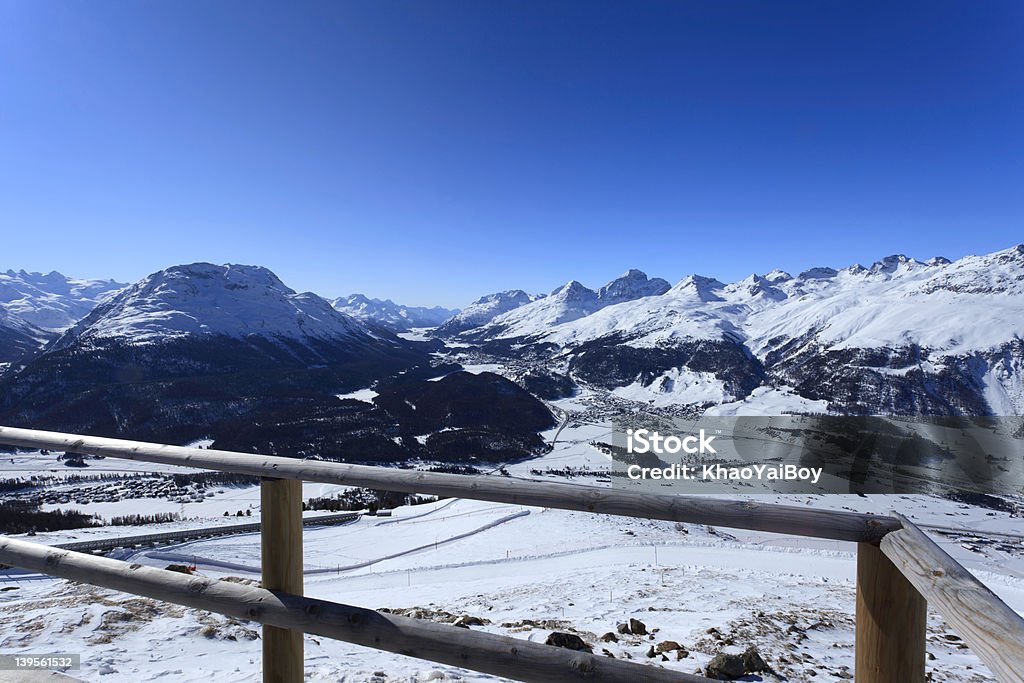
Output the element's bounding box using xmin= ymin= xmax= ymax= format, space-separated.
xmin=1 ymin=1 xmax=1021 ymax=307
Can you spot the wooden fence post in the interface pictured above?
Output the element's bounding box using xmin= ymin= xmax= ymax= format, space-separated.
xmin=856 ymin=541 xmax=926 ymax=683
xmin=261 ymin=477 xmax=304 ymax=683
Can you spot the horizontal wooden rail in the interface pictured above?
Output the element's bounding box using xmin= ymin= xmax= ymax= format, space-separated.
xmin=0 ymin=426 xmax=898 ymax=542
xmin=0 ymin=536 xmax=712 ymax=683
xmin=880 ymin=513 xmax=1024 ymax=683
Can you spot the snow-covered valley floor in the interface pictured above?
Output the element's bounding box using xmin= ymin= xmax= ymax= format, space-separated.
xmin=1 ymin=411 xmax=1022 ymax=682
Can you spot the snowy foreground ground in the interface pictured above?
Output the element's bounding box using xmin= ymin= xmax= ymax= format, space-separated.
xmin=1 ymin=409 xmax=1023 ymax=682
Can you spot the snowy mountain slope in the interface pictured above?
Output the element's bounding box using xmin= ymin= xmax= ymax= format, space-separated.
xmin=0 ymin=310 xmax=50 ymax=365
xmin=596 ymin=268 xmax=670 ymax=303
xmin=535 ymin=276 xmax=738 ymax=348
xmin=52 ymin=263 xmax=373 ymax=350
xmin=0 ymin=263 xmax=436 ymax=445
xmin=742 ymin=247 xmax=1024 ymax=414
xmin=469 ymin=270 xmax=672 ymax=340
xmin=482 ymin=280 xmax=599 ymax=335
xmin=458 ymin=245 xmax=1024 ymax=415
xmin=433 ymin=289 xmax=542 ymax=336
xmin=464 ymin=246 xmax=1024 ymax=355
xmin=747 ymin=246 xmax=1024 ymax=357
xmin=0 ymin=264 xmax=558 ymax=460
xmin=331 ymin=294 xmax=456 ymax=331
xmin=0 ymin=269 xmax=125 ymax=333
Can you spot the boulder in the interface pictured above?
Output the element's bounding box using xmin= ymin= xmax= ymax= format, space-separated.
xmin=741 ymin=646 xmax=769 ymax=673
xmin=545 ymin=632 xmax=592 ymax=652
xmin=705 ymin=653 xmax=745 ymax=680
xmin=452 ymin=614 xmax=485 ymax=628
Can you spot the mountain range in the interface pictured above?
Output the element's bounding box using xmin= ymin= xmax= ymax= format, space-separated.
xmin=432 ymin=289 xmax=544 ymax=336
xmin=0 ymin=269 xmax=126 ymax=333
xmin=0 ymin=263 xmax=552 ymax=462
xmin=331 ymin=294 xmax=456 ymax=331
xmin=0 ymin=244 xmax=1021 ymax=462
xmin=0 ymin=270 xmax=125 ymax=365
xmin=440 ymin=246 xmax=1024 ymax=416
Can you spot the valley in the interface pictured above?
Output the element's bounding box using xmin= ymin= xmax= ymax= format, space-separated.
xmin=0 ymin=246 xmax=1022 ymax=681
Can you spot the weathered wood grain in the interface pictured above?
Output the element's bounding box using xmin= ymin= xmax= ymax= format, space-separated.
xmin=855 ymin=541 xmax=926 ymax=683
xmin=261 ymin=477 xmax=304 ymax=683
xmin=880 ymin=513 xmax=1024 ymax=683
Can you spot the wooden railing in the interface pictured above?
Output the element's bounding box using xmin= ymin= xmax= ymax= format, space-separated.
xmin=0 ymin=426 xmax=1022 ymax=683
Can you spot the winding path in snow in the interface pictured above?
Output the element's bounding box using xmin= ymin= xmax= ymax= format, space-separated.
xmin=144 ymin=509 xmax=531 ymax=575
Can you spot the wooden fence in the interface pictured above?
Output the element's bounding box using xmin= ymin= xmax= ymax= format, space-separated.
xmin=0 ymin=425 xmax=1022 ymax=683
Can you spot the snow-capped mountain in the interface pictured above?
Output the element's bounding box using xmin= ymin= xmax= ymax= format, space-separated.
xmin=0 ymin=263 xmax=555 ymax=462
xmin=0 ymin=269 xmax=125 ymax=333
xmin=53 ymin=263 xmax=373 ymax=351
xmin=466 ymin=270 xmax=672 ymax=339
xmin=597 ymin=268 xmax=671 ymax=303
xmin=0 ymin=263 xmax=434 ymax=444
xmin=0 ymin=310 xmax=49 ymax=365
xmin=331 ymin=294 xmax=456 ymax=331
xmin=433 ymin=290 xmax=543 ymax=336
xmin=455 ymin=246 xmax=1024 ymax=416
xmin=482 ymin=280 xmax=598 ymax=335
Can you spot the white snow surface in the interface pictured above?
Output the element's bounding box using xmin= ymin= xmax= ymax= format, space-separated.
xmin=470 ymin=245 xmax=1024 ymax=357
xmin=331 ymin=294 xmax=455 ymax=330
xmin=53 ymin=263 xmax=372 ymax=346
xmin=705 ymin=386 xmax=832 ymax=416
xmin=0 ymin=269 xmax=125 ymax=333
xmin=2 ymin=413 xmax=1023 ymax=682
xmin=336 ymin=388 xmax=379 ymax=403
xmin=483 ymin=270 xmax=673 ymax=337
xmin=611 ymin=367 xmax=732 ymax=406
xmin=2 ymin=488 xmax=1020 ymax=682
xmin=435 ymin=289 xmax=543 ymax=333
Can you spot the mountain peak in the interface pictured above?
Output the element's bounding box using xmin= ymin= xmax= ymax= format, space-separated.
xmin=57 ymin=262 xmax=366 ymax=347
xmin=551 ymin=280 xmax=597 ymax=300
xmin=156 ymin=262 xmax=290 ymax=290
xmin=994 ymin=244 xmax=1024 ymax=262
xmin=332 ymin=293 xmax=456 ymax=331
xmin=433 ymin=289 xmax=539 ymax=336
xmin=797 ymin=266 xmax=839 ymax=280
xmin=597 ymin=269 xmax=670 ymax=303
xmin=467 ymin=289 xmax=538 ymax=306
xmin=868 ymin=254 xmax=924 ymax=275
xmin=669 ymin=275 xmax=726 ymax=302
xmin=725 ymin=274 xmax=787 ymax=302
xmin=764 ymin=269 xmax=792 ymax=283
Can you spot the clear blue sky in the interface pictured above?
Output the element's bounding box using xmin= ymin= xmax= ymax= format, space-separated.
xmin=1 ymin=1 xmax=1021 ymax=308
